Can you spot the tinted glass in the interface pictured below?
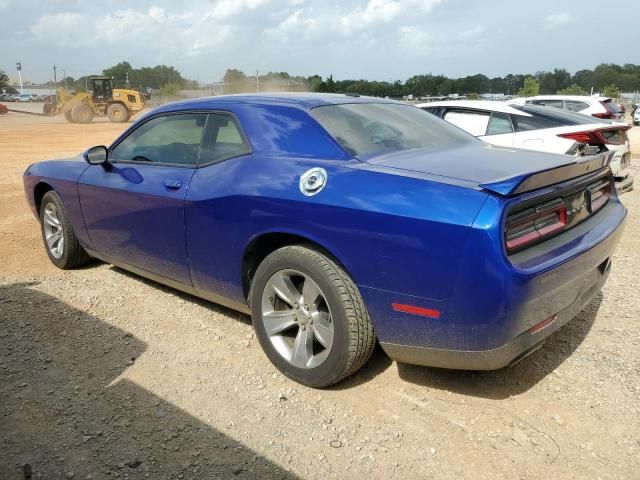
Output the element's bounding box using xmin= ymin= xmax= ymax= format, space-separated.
xmin=517 ymin=105 xmax=606 ymax=125
xmin=565 ymin=101 xmax=588 ymax=112
xmin=111 ymin=113 xmax=206 ymax=166
xmin=311 ymin=103 xmax=475 ymax=157
xmin=512 ymin=113 xmax=565 ymax=131
xmin=531 ymin=99 xmax=564 ymax=109
xmin=603 ymin=99 xmax=622 ymax=114
xmin=199 ymin=113 xmax=251 ymax=164
xmin=486 ymin=112 xmax=513 ymax=135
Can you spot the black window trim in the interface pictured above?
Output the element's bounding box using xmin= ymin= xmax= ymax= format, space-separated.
xmin=107 ymin=109 xmax=253 ymax=169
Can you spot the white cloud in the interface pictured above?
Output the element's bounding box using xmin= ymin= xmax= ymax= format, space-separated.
xmin=208 ymin=0 xmax=271 ymax=19
xmin=398 ymin=25 xmax=429 ymax=49
xmin=30 ymin=6 xmax=235 ymax=60
xmin=544 ymin=12 xmax=573 ymax=29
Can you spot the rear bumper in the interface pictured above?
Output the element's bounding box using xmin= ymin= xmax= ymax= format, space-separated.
xmin=380 ymin=256 xmax=611 ymax=370
xmin=615 ymin=174 xmax=634 ymax=194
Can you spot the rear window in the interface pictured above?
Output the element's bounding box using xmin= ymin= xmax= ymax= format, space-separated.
xmin=311 ymin=103 xmax=475 ymax=157
xmin=518 ymin=105 xmax=605 ymax=125
xmin=602 ymin=99 xmax=622 ymax=114
xmin=531 ymin=99 xmax=564 ymax=109
xmin=511 ymin=114 xmax=564 ymax=132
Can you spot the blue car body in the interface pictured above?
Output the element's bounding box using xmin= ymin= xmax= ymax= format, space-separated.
xmin=23 ymin=93 xmax=626 ymax=369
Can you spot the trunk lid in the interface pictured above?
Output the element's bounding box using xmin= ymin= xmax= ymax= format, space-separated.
xmin=360 ymin=144 xmax=612 ymax=196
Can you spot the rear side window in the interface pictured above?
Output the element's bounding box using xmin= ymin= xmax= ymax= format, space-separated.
xmin=110 ymin=113 xmax=207 ymax=166
xmin=443 ymin=109 xmax=490 ymax=136
xmin=199 ymin=113 xmax=251 ymax=165
xmin=512 ymin=114 xmax=564 ymax=132
xmin=485 ymin=113 xmax=513 ymax=136
xmin=311 ymin=103 xmax=475 ymax=157
xmin=565 ymin=101 xmax=588 ymax=112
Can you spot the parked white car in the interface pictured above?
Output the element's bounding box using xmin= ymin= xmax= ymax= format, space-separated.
xmin=418 ymin=100 xmax=633 ymax=191
xmin=510 ymin=95 xmax=624 ymax=121
xmin=633 ymin=106 xmax=640 ymax=126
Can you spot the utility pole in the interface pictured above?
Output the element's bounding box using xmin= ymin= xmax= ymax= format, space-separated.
xmin=63 ymin=69 xmax=68 ymax=89
xmin=16 ymin=62 xmax=23 ymax=94
xmin=53 ymin=65 xmax=57 ymax=86
xmin=256 ymin=70 xmax=259 ymax=93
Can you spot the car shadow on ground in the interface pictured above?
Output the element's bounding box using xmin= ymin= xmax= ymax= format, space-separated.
xmin=395 ymin=294 xmax=602 ymax=400
xmin=108 ymin=265 xmax=253 ymax=326
xmin=0 ymin=282 xmax=298 ymax=480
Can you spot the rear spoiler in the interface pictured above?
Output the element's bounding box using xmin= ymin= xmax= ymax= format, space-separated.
xmin=479 ymin=151 xmax=613 ymax=196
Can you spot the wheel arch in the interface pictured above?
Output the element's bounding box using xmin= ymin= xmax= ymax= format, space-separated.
xmin=33 ymin=181 xmax=54 ymax=217
xmin=241 ymin=231 xmax=355 ymax=300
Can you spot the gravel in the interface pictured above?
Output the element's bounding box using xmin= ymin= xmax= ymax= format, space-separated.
xmin=1 ymin=112 xmax=639 ymax=479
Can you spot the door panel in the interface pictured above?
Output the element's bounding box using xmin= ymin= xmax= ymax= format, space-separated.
xmin=78 ymin=164 xmax=195 ymax=284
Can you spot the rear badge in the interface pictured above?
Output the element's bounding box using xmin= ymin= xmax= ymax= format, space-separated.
xmin=300 ymin=168 xmax=327 ymax=196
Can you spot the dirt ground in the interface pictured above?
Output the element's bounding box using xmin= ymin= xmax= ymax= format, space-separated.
xmin=1 ymin=106 xmax=639 ymax=480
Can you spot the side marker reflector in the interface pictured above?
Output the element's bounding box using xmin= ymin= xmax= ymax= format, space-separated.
xmin=392 ymin=303 xmax=441 ymax=319
xmin=529 ymin=314 xmax=557 ymax=334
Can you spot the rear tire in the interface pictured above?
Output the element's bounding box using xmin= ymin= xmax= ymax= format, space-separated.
xmin=71 ymin=103 xmax=94 ymax=124
xmin=107 ymin=103 xmax=129 ymax=123
xmin=40 ymin=191 xmax=91 ymax=269
xmin=250 ymin=245 xmax=375 ymax=388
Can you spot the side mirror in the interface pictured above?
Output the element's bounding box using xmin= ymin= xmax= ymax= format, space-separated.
xmin=83 ymin=145 xmax=108 ymax=165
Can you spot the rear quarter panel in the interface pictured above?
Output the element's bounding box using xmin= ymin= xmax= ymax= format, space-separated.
xmin=185 ymin=154 xmax=489 ymax=315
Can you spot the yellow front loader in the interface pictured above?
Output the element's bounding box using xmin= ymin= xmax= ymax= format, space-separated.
xmin=43 ymin=77 xmax=145 ymax=123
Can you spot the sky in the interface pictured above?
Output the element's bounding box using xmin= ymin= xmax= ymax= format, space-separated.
xmin=1 ymin=0 xmax=638 ymax=84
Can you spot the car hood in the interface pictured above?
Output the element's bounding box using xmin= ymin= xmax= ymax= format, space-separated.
xmin=359 ymin=144 xmax=610 ymax=196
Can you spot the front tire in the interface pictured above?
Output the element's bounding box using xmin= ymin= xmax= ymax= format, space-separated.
xmin=250 ymin=245 xmax=375 ymax=387
xmin=107 ymin=103 xmax=129 ymax=123
xmin=71 ymin=103 xmax=94 ymax=124
xmin=40 ymin=191 xmax=91 ymax=269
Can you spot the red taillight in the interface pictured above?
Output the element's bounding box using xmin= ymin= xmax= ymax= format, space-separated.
xmin=505 ymin=200 xmax=567 ymax=252
xmin=589 ymin=179 xmax=610 ymax=212
xmin=557 ymin=129 xmax=606 ymax=144
xmin=599 ymin=126 xmax=630 ymax=145
xmin=592 ymin=112 xmax=613 ymax=119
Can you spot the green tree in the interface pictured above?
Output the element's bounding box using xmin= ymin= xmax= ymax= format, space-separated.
xmin=602 ymin=83 xmax=620 ymax=99
xmin=517 ymin=77 xmax=540 ymax=97
xmin=557 ymin=84 xmax=588 ymax=95
xmin=0 ymin=70 xmax=11 ymax=92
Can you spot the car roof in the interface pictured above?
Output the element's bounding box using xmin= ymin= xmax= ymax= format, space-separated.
xmin=416 ymin=100 xmax=530 ymax=116
xmin=527 ymin=95 xmax=612 ymax=102
xmin=153 ymin=92 xmax=403 ymax=114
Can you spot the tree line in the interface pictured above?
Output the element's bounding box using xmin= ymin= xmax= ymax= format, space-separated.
xmin=2 ymin=62 xmax=639 ymax=99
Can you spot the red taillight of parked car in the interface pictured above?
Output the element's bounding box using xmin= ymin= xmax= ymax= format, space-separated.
xmin=505 ymin=200 xmax=567 ymax=252
xmin=557 ymin=129 xmax=606 ymax=144
xmin=588 ymin=179 xmax=611 ymax=213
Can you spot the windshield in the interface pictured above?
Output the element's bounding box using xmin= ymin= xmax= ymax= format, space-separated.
xmin=310 ymin=103 xmax=476 ymax=157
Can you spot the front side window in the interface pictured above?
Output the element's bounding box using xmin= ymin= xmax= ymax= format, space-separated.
xmin=443 ymin=109 xmax=491 ymax=136
xmin=110 ymin=113 xmax=207 ymax=166
xmin=311 ymin=103 xmax=475 ymax=157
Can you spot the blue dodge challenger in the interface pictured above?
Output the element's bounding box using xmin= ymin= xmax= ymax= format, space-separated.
xmin=23 ymin=93 xmax=626 ymax=387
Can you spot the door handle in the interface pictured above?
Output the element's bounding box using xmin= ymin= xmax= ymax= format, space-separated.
xmin=164 ymin=180 xmax=182 ymax=190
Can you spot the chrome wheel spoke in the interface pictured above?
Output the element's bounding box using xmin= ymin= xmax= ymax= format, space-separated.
xmin=291 ymin=326 xmax=314 ymax=368
xmin=263 ymin=310 xmax=297 ymax=336
xmin=43 ymin=203 xmax=64 ymax=259
xmin=271 ymin=272 xmax=302 ymax=307
xmin=302 ymin=277 xmax=321 ymax=308
xmin=312 ymin=312 xmax=333 ymax=349
xmin=261 ymin=269 xmax=335 ymax=370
